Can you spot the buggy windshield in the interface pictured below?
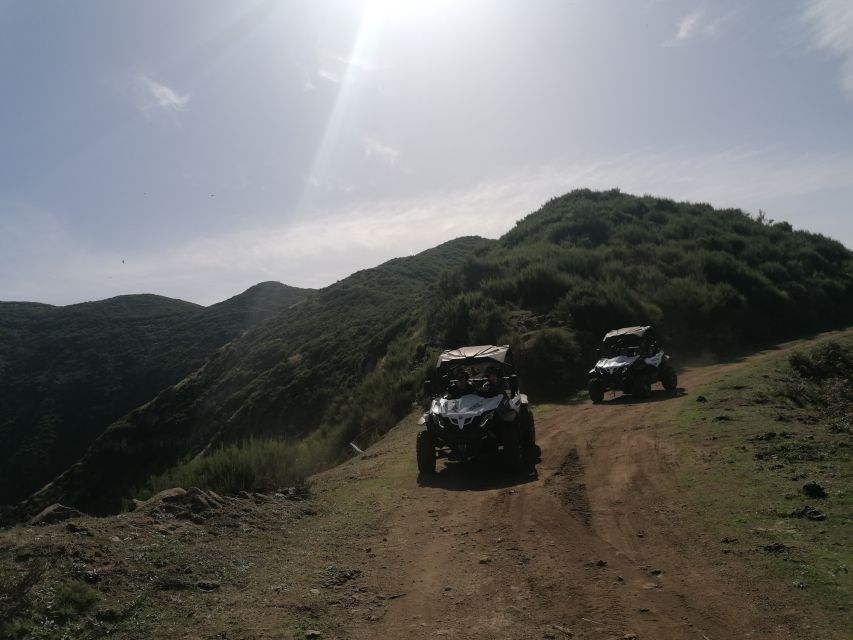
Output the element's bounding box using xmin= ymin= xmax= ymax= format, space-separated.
xmin=601 ymin=334 xmax=642 ymax=358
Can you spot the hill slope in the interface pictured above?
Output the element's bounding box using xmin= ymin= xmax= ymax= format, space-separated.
xmin=0 ymin=283 xmax=310 ymax=505
xmin=12 ymin=190 xmax=853 ymax=519
xmin=426 ymin=189 xmax=853 ymax=392
xmin=18 ymin=237 xmax=491 ymax=516
xmin=2 ymin=330 xmax=850 ymax=639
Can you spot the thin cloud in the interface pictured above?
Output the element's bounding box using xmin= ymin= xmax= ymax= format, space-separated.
xmin=802 ymin=0 xmax=853 ymax=101
xmin=139 ymin=74 xmax=191 ymax=110
xmin=363 ymin=137 xmax=400 ymax=167
xmin=334 ymin=55 xmax=379 ymax=72
xmin=676 ymin=11 xmax=703 ymax=41
xmin=317 ymin=68 xmax=340 ymax=84
xmin=7 ymin=148 xmax=853 ymax=305
xmin=666 ymin=7 xmax=740 ymax=46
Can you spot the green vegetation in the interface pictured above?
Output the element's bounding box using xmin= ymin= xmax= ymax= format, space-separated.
xmin=7 ymin=190 xmax=853 ymax=521
xmin=141 ymin=436 xmax=318 ymax=497
xmin=17 ymin=238 xmax=488 ymax=517
xmin=0 ymin=282 xmax=310 ymax=507
xmin=427 ymin=189 xmax=853 ymax=389
xmin=670 ymin=333 xmax=853 ymax=637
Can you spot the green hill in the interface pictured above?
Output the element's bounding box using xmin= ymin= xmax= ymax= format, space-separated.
xmin=16 ymin=237 xmax=490 ymax=517
xmin=10 ymin=190 xmax=853 ymax=521
xmin=0 ymin=283 xmax=310 ymax=506
xmin=425 ymin=189 xmax=853 ymax=393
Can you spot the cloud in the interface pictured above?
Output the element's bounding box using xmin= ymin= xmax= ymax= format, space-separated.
xmin=801 ymin=0 xmax=853 ymax=100
xmin=334 ymin=55 xmax=379 ymax=72
xmin=676 ymin=11 xmax=703 ymax=41
xmin=666 ymin=7 xmax=741 ymax=46
xmin=363 ymin=136 xmax=400 ymax=166
xmin=139 ymin=74 xmax=191 ymax=110
xmin=5 ymin=148 xmax=853 ymax=306
xmin=317 ymin=68 xmax=340 ymax=84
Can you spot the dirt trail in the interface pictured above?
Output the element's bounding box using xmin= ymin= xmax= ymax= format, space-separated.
xmin=341 ymin=350 xmax=797 ymax=640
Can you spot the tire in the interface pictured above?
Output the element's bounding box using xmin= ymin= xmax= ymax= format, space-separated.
xmin=416 ymin=430 xmax=436 ymax=475
xmin=588 ymin=378 xmax=605 ymax=403
xmin=631 ymin=375 xmax=651 ymax=398
xmin=661 ymin=366 xmax=678 ymax=391
xmin=521 ymin=409 xmax=536 ymax=448
xmin=500 ymin=425 xmax=523 ymax=474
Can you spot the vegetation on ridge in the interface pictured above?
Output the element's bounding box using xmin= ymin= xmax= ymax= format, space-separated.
xmin=6 ymin=189 xmax=853 ymax=517
xmin=0 ymin=283 xmax=310 ymax=506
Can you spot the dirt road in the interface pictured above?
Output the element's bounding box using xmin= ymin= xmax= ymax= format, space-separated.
xmin=338 ymin=353 xmax=795 ymax=640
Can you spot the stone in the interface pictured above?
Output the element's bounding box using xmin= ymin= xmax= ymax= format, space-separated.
xmin=28 ymin=503 xmax=85 ymax=526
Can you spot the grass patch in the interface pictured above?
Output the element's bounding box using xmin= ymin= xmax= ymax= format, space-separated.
xmin=669 ymin=331 xmax=853 ymax=637
xmin=138 ymin=435 xmax=332 ymax=498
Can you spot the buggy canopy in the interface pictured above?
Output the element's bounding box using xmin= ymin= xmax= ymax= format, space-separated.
xmin=435 ymin=345 xmax=514 ymax=370
xmin=602 ymin=326 xmax=653 ymax=342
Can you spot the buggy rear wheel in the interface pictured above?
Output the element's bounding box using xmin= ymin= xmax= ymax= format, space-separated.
xmin=631 ymin=376 xmax=651 ymax=398
xmin=416 ymin=430 xmax=436 ymax=475
xmin=661 ymin=366 xmax=678 ymax=391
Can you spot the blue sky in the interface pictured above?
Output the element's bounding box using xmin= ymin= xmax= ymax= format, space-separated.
xmin=1 ymin=0 xmax=852 ymax=305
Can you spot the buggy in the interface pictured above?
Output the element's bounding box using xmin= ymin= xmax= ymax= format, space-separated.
xmin=587 ymin=326 xmax=677 ymax=402
xmin=417 ymin=345 xmax=536 ymax=475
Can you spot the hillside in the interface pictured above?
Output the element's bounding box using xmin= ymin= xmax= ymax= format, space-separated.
xmin=15 ymin=237 xmax=491 ymax=517
xmin=0 ymin=283 xmax=310 ymax=506
xmin=2 ymin=330 xmax=850 ymax=639
xmin=11 ymin=190 xmax=853 ymax=521
xmin=426 ymin=189 xmax=853 ymax=393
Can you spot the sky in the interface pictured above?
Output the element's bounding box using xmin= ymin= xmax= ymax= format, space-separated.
xmin=1 ymin=0 xmax=852 ymax=306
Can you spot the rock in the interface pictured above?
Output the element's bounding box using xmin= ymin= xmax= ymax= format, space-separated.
xmin=623 ymin=634 xmax=639 ymax=640
xmin=790 ymin=505 xmax=826 ymax=521
xmin=304 ymin=631 xmax=322 ymax=639
xmin=762 ymin=542 xmax=790 ymax=554
xmin=65 ymin=522 xmax=92 ymax=535
xmin=479 ymin=556 xmax=492 ymax=565
xmin=616 ymin=575 xmax=624 ymax=582
xmin=197 ymin=580 xmax=220 ymax=591
xmin=802 ymin=482 xmax=827 ymax=499
xmin=712 ymin=415 xmax=732 ymax=422
xmin=751 ymin=431 xmax=777 ymax=441
xmin=144 ymin=487 xmax=187 ymax=504
xmin=134 ymin=486 xmax=225 ymax=515
xmin=28 ymin=503 xmax=85 ymax=526
xmin=696 ymin=396 xmax=707 ymax=402
xmin=649 ymin=568 xmax=663 ymax=576
xmin=595 ymin=559 xmax=607 ymax=567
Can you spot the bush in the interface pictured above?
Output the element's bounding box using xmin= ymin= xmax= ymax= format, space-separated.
xmin=514 ymin=328 xmax=584 ymax=399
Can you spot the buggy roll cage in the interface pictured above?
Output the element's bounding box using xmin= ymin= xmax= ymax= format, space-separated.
xmin=425 ymin=344 xmax=519 ymax=397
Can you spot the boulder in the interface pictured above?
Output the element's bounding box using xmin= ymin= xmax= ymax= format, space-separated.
xmin=28 ymin=503 xmax=85 ymax=526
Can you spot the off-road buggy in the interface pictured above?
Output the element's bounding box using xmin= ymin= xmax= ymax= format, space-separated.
xmin=588 ymin=326 xmax=677 ymax=402
xmin=417 ymin=345 xmax=536 ymax=475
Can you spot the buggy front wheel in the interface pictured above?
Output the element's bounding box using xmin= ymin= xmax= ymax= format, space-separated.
xmin=661 ymin=366 xmax=678 ymax=391
xmin=416 ymin=430 xmax=436 ymax=475
xmin=588 ymin=378 xmax=605 ymax=403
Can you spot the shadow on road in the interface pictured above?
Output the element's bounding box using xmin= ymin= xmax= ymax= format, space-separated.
xmin=597 ymin=387 xmax=688 ymax=405
xmin=418 ymin=449 xmax=540 ymax=492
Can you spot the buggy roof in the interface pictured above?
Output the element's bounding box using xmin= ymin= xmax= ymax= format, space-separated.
xmin=436 ymin=345 xmax=513 ymax=369
xmin=602 ymin=326 xmax=653 ymax=341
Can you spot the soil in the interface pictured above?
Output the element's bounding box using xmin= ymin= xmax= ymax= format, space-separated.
xmin=340 ymin=357 xmax=782 ymax=640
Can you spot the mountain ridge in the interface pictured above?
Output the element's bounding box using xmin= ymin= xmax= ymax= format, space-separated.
xmin=0 ymin=282 xmax=312 ymax=505
xmin=6 ymin=189 xmax=853 ymax=522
